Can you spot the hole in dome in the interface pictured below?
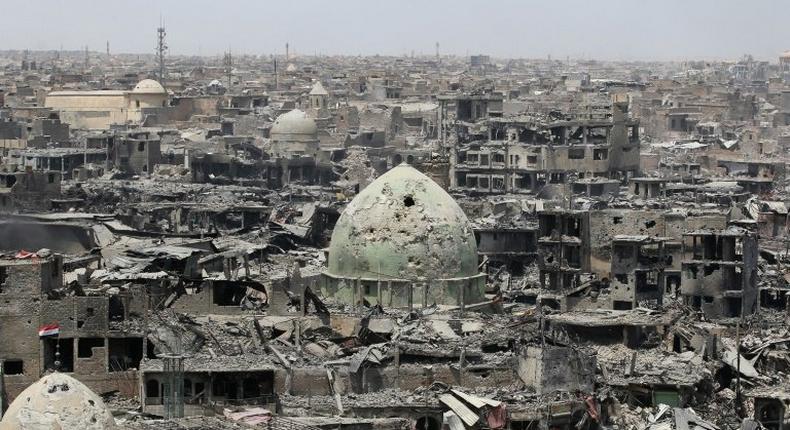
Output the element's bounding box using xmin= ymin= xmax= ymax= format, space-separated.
xmin=403 ymin=196 xmax=415 ymax=207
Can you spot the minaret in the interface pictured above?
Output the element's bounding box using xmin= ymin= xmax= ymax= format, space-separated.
xmin=273 ymin=55 xmax=278 ymax=90
xmin=223 ymin=49 xmax=233 ymax=90
xmin=286 ymin=42 xmax=290 ymax=62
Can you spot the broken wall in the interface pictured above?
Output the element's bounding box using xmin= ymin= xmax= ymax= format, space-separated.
xmin=517 ymin=345 xmax=596 ymax=394
xmin=589 ymin=210 xmax=664 ymax=276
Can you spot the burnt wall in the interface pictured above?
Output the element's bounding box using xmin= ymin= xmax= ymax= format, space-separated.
xmin=0 ymin=221 xmax=95 ymax=254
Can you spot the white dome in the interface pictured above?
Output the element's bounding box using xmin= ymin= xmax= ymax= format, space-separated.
xmin=0 ymin=372 xmax=116 ymax=429
xmin=132 ymin=79 xmax=166 ymax=94
xmin=271 ymin=109 xmax=318 ymax=137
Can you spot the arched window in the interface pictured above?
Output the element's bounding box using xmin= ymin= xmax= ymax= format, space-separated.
xmin=415 ymin=416 xmax=439 ymax=430
xmin=145 ymin=379 xmax=159 ymax=397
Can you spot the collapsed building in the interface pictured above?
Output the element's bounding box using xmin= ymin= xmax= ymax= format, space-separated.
xmin=450 ymin=95 xmax=639 ymax=194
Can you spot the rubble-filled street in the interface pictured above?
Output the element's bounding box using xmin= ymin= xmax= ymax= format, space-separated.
xmin=1 ymin=2 xmax=790 ymax=429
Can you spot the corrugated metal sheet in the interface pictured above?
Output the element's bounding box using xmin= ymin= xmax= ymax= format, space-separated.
xmin=439 ymin=394 xmax=478 ymax=427
xmin=451 ymin=389 xmax=502 ymax=408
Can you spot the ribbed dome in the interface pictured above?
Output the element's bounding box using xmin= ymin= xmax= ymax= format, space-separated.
xmin=271 ymin=109 xmax=318 ymax=137
xmin=132 ymin=79 xmax=166 ymax=94
xmin=327 ymin=164 xmax=479 ymax=282
xmin=309 ymin=81 xmax=328 ymax=96
xmin=0 ymin=372 xmax=116 ymax=429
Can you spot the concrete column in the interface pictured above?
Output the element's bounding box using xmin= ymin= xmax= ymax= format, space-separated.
xmin=460 ymin=282 xmax=466 ymax=316
xmin=408 ymin=284 xmax=414 ymax=312
xmin=438 ymin=101 xmax=444 ymax=147
xmin=394 ymin=340 xmax=400 ymax=389
xmin=0 ymin=360 xmax=4 ymax=420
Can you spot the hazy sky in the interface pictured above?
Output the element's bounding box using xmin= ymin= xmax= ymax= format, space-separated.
xmin=3 ymin=0 xmax=789 ymax=61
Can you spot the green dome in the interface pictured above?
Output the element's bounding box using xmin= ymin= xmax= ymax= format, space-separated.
xmin=327 ymin=164 xmax=479 ymax=282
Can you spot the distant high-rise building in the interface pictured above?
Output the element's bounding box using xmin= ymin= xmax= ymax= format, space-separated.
xmin=470 ymin=55 xmax=491 ymax=68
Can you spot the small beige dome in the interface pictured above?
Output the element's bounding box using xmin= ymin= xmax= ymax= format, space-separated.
xmin=132 ymin=79 xmax=166 ymax=94
xmin=0 ymin=372 xmax=116 ymax=429
xmin=271 ymin=109 xmax=318 ymax=137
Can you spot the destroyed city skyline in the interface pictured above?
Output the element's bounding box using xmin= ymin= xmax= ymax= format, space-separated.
xmin=4 ymin=0 xmax=790 ymax=60
xmin=2 ymin=3 xmax=790 ymax=430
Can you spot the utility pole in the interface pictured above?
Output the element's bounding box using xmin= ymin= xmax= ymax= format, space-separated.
xmin=0 ymin=358 xmax=4 ymax=421
xmin=735 ymin=320 xmax=742 ymax=416
xmin=156 ymin=22 xmax=168 ymax=85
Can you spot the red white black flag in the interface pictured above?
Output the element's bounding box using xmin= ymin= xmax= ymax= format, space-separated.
xmin=38 ymin=324 xmax=60 ymax=337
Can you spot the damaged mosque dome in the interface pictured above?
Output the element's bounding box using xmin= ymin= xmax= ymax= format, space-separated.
xmin=321 ymin=163 xmax=486 ymax=307
xmin=0 ymin=372 xmax=116 ymax=429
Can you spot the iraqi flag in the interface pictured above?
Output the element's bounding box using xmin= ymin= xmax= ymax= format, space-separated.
xmin=38 ymin=324 xmax=60 ymax=337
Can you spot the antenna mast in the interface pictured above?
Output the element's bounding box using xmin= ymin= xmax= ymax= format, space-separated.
xmin=156 ymin=22 xmax=168 ymax=84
